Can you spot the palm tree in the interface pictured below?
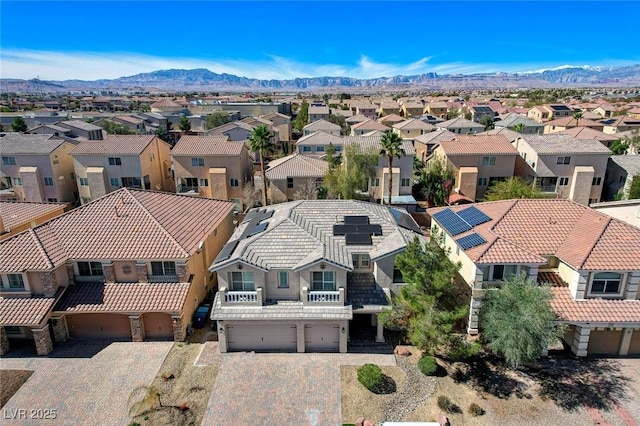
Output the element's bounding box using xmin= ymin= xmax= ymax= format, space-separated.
xmin=248 ymin=125 xmax=273 ymax=206
xmin=572 ymin=111 xmax=583 ymax=127
xmin=513 ymin=122 xmax=526 ymax=133
xmin=380 ymin=131 xmax=405 ymax=206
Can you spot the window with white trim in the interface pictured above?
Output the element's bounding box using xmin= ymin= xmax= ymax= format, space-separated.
xmin=230 ymin=271 xmax=255 ymax=291
xmin=371 ymin=177 xmax=380 ymax=187
xmin=556 ymin=156 xmax=571 ymax=165
xmin=79 ymin=177 xmax=89 ymax=186
xmin=478 ymin=177 xmax=488 ymax=186
xmin=110 ymin=177 xmax=121 ymax=187
xmin=482 ymin=156 xmax=496 ymax=166
xmin=312 ymin=271 xmax=335 ymax=291
xmin=401 ymin=178 xmax=411 ymax=187
xmin=199 ymin=178 xmax=209 ymax=187
xmin=151 ymin=261 xmax=177 ymax=277
xmin=77 ymin=261 xmax=103 ymax=276
xmin=44 ymin=177 xmax=54 ymax=186
xmin=302 ymin=146 xmax=312 ymax=153
xmin=13 ymin=177 xmax=22 ymax=185
xmin=559 ymin=177 xmax=569 ymax=186
xmin=592 ymin=177 xmax=602 ymax=186
xmin=278 ymin=271 xmax=289 ymax=288
xmin=590 ymin=272 xmax=622 ymax=295
xmin=2 ymin=274 xmax=25 ymax=290
xmin=230 ymin=178 xmax=239 ymax=187
xmin=2 ymin=156 xmax=16 ymax=166
xmin=191 ymin=157 xmax=205 ymax=167
xmin=108 ymin=157 xmax=122 ymax=166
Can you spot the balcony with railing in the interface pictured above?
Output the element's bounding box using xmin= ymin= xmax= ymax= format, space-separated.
xmin=148 ymin=274 xmax=179 ymax=283
xmin=302 ymin=287 xmax=345 ymax=306
xmin=177 ymin=184 xmax=199 ymax=194
xmin=74 ymin=274 xmax=105 ymax=283
xmin=219 ymin=287 xmax=263 ymax=306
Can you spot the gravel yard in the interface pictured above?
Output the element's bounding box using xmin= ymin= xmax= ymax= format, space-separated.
xmin=0 ymin=370 xmax=33 ymax=408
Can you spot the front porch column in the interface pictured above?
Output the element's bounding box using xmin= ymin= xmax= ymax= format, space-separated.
xmin=136 ymin=261 xmax=148 ymax=283
xmin=0 ymin=326 xmax=10 ymax=355
xmin=571 ymin=325 xmax=591 ymax=357
xmin=296 ymin=322 xmax=305 ymax=353
xmin=129 ymin=315 xmax=145 ymax=342
xmin=217 ymin=321 xmax=227 ymax=353
xmin=467 ymin=297 xmax=481 ymax=335
xmin=176 ymin=262 xmax=188 ymax=283
xmin=375 ymin=315 xmax=385 ymax=343
xmin=172 ymin=315 xmax=185 ymax=342
xmin=31 ymin=325 xmax=53 ymax=356
xmin=102 ymin=261 xmax=115 ymax=284
xmin=50 ymin=316 xmax=69 ymax=343
xmin=619 ymin=328 xmax=634 ymax=356
xmin=39 ymin=271 xmax=57 ymax=297
xmin=339 ymin=321 xmax=348 ymax=353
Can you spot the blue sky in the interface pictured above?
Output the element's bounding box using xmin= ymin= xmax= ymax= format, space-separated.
xmin=1 ymin=1 xmax=639 ymax=81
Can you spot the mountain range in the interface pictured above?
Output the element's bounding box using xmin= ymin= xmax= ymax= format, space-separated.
xmin=3 ymin=65 xmax=640 ymax=93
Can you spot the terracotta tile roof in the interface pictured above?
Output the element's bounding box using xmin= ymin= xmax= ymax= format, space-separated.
xmin=429 ymin=199 xmax=640 ymax=271
xmin=438 ymin=135 xmax=517 ymax=155
xmin=151 ymin=98 xmax=183 ymax=108
xmin=351 ymin=119 xmax=390 ymax=131
xmin=54 ymin=282 xmax=189 ymax=314
xmin=537 ymin=271 xmax=568 ymax=287
xmin=377 ymin=114 xmax=405 ymax=124
xmin=303 ymin=119 xmax=340 ymax=132
xmin=558 ymin=127 xmax=617 ymax=142
xmin=0 ymin=188 xmax=234 ymax=272
xmin=265 ymin=154 xmax=328 ymax=180
xmin=71 ymin=135 xmax=157 ymax=155
xmin=392 ymin=118 xmax=435 ymax=131
xmin=346 ymin=114 xmax=369 ymax=124
xmin=1 ymin=201 xmax=66 ymax=231
xmin=295 ymin=131 xmax=343 ymax=146
xmin=550 ymin=287 xmax=640 ymax=323
xmin=0 ymin=294 xmax=58 ymax=326
xmin=171 ymin=135 xmax=243 ymax=156
xmin=545 ymin=116 xmax=603 ymax=128
xmin=344 ymin=135 xmax=415 ymax=155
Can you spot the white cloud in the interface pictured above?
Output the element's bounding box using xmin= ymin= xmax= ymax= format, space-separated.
xmin=0 ymin=49 xmax=636 ymax=81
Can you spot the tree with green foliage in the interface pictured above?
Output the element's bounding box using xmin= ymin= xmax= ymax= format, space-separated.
xmin=293 ymin=101 xmax=309 ymax=132
xmin=204 ymin=111 xmax=231 ymax=130
xmin=324 ymin=144 xmax=377 ymax=200
xmin=572 ymin=111 xmax=583 ymax=127
xmin=623 ymin=129 xmax=640 ymax=153
xmin=420 ymin=160 xmax=454 ymax=207
xmin=11 ymin=116 xmax=28 ymax=132
xmin=484 ymin=177 xmax=545 ymax=201
xmin=177 ymin=115 xmax=191 ymax=134
xmin=447 ymin=107 xmax=460 ymax=120
xmin=327 ymin=114 xmax=350 ymax=136
xmin=379 ymin=235 xmax=466 ymax=355
xmin=610 ymin=139 xmax=630 ymax=155
xmin=324 ymin=143 xmax=340 ymax=168
xmin=248 ymin=125 xmax=273 ymax=207
xmin=480 ymin=115 xmax=494 ymax=131
xmin=97 ymin=119 xmax=137 ymax=135
xmin=380 ymin=131 xmax=405 ymax=205
xmin=339 ymin=93 xmax=351 ymax=101
xmin=480 ymin=274 xmax=562 ymax=368
xmin=629 ymin=175 xmax=640 ymax=200
xmin=513 ymin=122 xmax=526 ymax=133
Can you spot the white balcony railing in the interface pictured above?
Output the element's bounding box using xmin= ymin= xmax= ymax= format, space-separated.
xmin=302 ymin=287 xmax=345 ymax=306
xmin=74 ymin=275 xmax=105 ymax=283
xmin=219 ymin=287 xmax=262 ymax=306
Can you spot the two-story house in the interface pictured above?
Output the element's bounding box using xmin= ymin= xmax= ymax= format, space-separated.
xmin=494 ymin=113 xmax=544 ymax=134
xmin=431 ymin=135 xmax=518 ymax=201
xmin=437 ymin=117 xmax=484 ymax=135
xmin=350 ymin=119 xmax=390 ymax=136
xmin=209 ymin=200 xmax=425 ymax=353
xmin=171 ymin=135 xmax=253 ymax=211
xmin=343 ymin=134 xmax=416 ymax=207
xmin=513 ymin=134 xmax=611 ymax=205
xmin=400 ymin=101 xmax=424 ymax=118
xmin=377 ymin=102 xmax=401 ymax=117
xmin=392 ymin=118 xmax=435 ymax=140
xmin=428 ymin=199 xmax=640 ymax=357
xmin=423 ymin=102 xmax=448 ymax=120
xmin=265 ymin=154 xmax=328 ymax=203
xmin=296 ymin=131 xmax=343 ymax=157
xmin=57 ymin=120 xmax=104 ymax=140
xmin=414 ymin=128 xmax=456 ymax=162
xmin=71 ymin=135 xmax=174 ymax=204
xmin=1 ymin=134 xmax=77 ymax=203
xmin=0 ymin=201 xmax=67 ymax=241
xmin=0 ymin=188 xmax=235 ymax=355
xmin=544 ymin=116 xmax=605 ymax=134
xmin=303 ymin=119 xmax=341 ymax=136
xmin=603 ymin=155 xmax=640 ymax=201
xmin=308 ymin=105 xmax=330 ymax=123
xmin=527 ymin=104 xmax=574 ymax=123
xmin=469 ymin=105 xmax=496 ymax=123
xmin=377 ymin=114 xmax=406 ymax=127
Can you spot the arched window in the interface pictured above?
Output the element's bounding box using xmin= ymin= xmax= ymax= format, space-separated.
xmin=591 ymin=272 xmax=622 ymax=295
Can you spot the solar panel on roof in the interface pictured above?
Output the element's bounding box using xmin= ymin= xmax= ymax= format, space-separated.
xmin=345 ymin=233 xmax=372 ymax=245
xmin=457 ymin=206 xmax=491 ymax=227
xmin=255 ymin=209 xmax=274 ymax=222
xmin=239 ymin=217 xmax=260 ymax=238
xmin=432 ymin=209 xmax=471 ymax=236
xmin=344 ymin=215 xmax=369 ymax=225
xmin=214 ymin=240 xmax=239 ymax=263
xmin=456 ymin=233 xmax=486 ymax=250
xmin=334 ymin=224 xmax=359 ymax=235
xmin=390 ymin=208 xmax=421 ymax=233
xmin=246 ymin=222 xmax=268 ymax=237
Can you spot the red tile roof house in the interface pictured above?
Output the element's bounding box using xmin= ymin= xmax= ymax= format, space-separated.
xmin=428 ymin=199 xmax=640 ymax=357
xmin=0 ymin=188 xmax=235 ymax=355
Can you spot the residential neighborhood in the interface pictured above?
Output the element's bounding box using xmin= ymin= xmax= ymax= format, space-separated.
xmin=2 ymin=81 xmax=640 ymax=426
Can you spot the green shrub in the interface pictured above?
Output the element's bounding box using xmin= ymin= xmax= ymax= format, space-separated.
xmin=468 ymin=403 xmax=485 ymax=416
xmin=357 ymin=363 xmax=383 ymax=392
xmin=418 ymin=356 xmax=438 ymax=376
xmin=448 ymin=336 xmax=481 ymax=362
xmin=437 ymin=395 xmax=454 ymax=413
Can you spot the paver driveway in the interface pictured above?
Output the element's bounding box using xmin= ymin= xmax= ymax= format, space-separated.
xmin=0 ymin=340 xmax=172 ymax=426
xmin=201 ymin=351 xmax=395 ymax=426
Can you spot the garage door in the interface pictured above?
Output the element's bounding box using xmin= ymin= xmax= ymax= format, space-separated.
xmin=588 ymin=330 xmax=623 ymax=355
xmin=143 ymin=313 xmax=174 ymax=340
xmin=227 ymin=323 xmax=297 ymax=352
xmin=305 ymin=323 xmax=339 ymax=352
xmin=66 ymin=314 xmax=132 ymax=339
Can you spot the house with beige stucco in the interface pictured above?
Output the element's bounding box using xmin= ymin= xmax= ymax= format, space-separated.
xmin=431 ymin=135 xmax=518 ymax=201
xmin=437 ymin=117 xmax=484 ymax=135
xmin=264 ymin=154 xmax=328 ymax=203
xmin=171 ymin=135 xmax=254 ymax=211
xmin=513 ymin=134 xmax=611 ymax=205
xmin=1 ymin=134 xmax=78 ymax=203
xmin=71 ymin=135 xmax=174 ymax=205
xmin=428 ymin=199 xmax=640 ymax=357
xmin=0 ymin=188 xmax=235 ymax=356
xmin=392 ymin=118 xmax=435 ymax=140
xmin=209 ymin=200 xmax=425 ymax=353
xmin=296 ymin=131 xmax=343 ymax=156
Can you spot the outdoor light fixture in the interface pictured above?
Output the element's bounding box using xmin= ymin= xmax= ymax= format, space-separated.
xmin=238 ymin=264 xmax=243 ymax=270
xmin=320 ymin=264 xmax=326 ymax=269
xmin=341 ymin=327 xmax=345 ymax=334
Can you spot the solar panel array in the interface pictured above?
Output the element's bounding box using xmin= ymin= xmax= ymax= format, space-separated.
xmin=246 ymin=222 xmax=268 ymax=237
xmin=432 ymin=209 xmax=472 ymax=236
xmin=344 ymin=215 xmax=370 ymax=225
xmin=333 ymin=224 xmax=382 ymax=236
xmin=333 ymin=216 xmax=382 ymax=245
xmin=456 ymin=233 xmax=487 ymax=250
xmin=214 ymin=240 xmax=239 ymax=263
xmin=242 ymin=208 xmax=273 ymax=224
xmin=390 ymin=208 xmax=421 ymax=233
xmin=346 ymin=233 xmax=372 ymax=245
xmin=457 ymin=206 xmax=491 ymax=227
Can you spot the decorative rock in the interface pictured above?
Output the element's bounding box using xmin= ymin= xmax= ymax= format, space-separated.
xmin=395 ymin=347 xmax=412 ymax=356
xmin=179 ymin=403 xmax=189 ymax=411
xmin=162 ymin=372 xmax=175 ymax=381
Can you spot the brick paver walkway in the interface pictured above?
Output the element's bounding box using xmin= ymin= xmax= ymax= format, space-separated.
xmin=201 ymin=351 xmax=395 ymax=426
xmin=0 ymin=340 xmax=172 ymax=426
